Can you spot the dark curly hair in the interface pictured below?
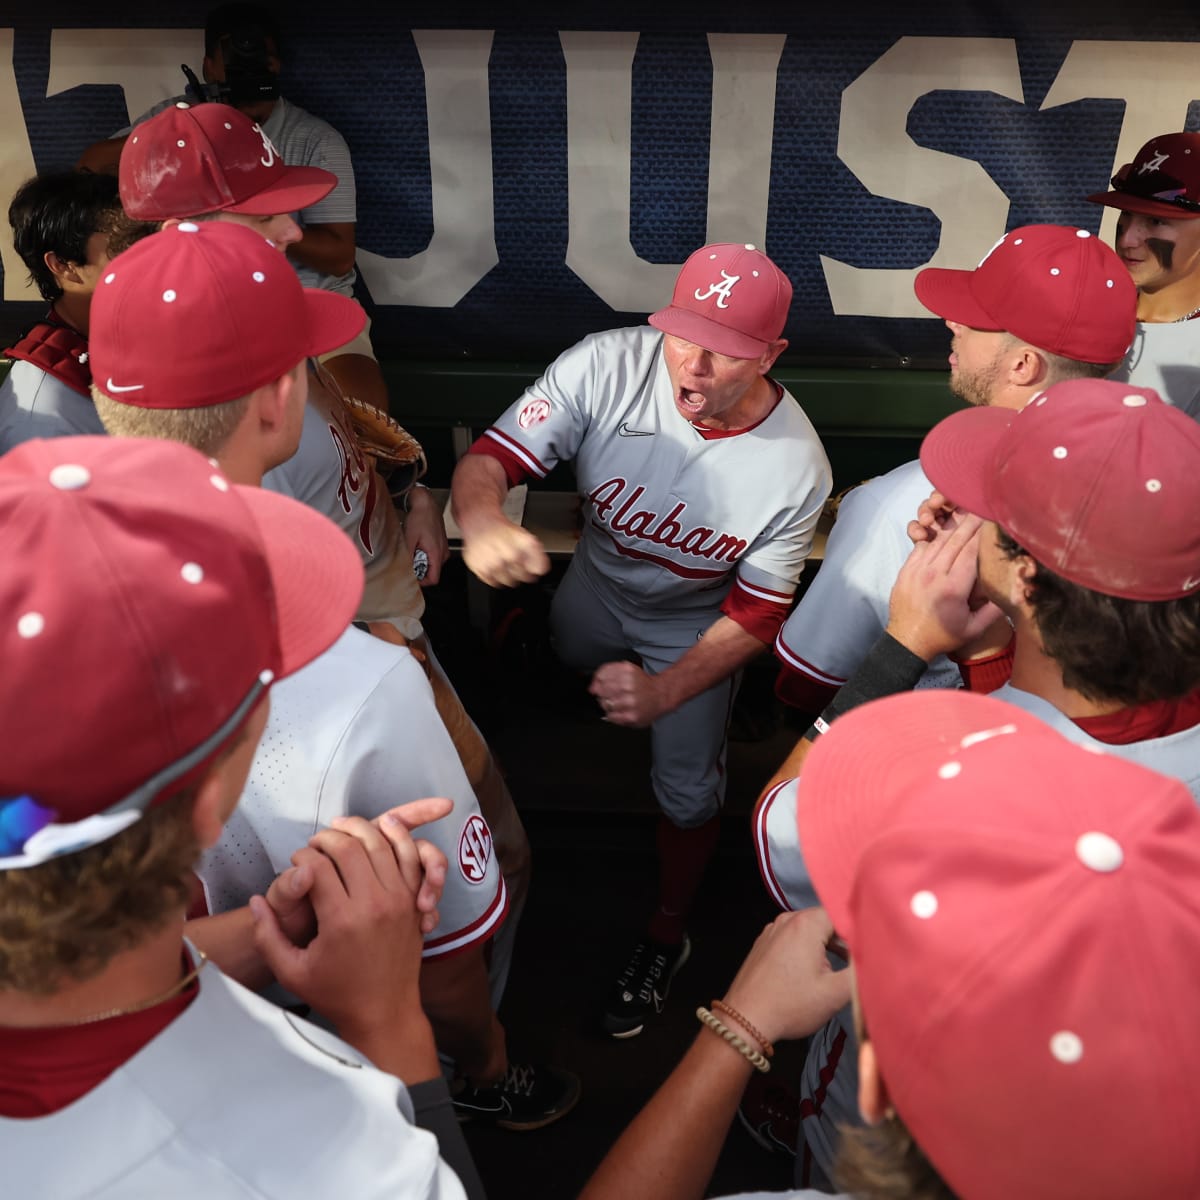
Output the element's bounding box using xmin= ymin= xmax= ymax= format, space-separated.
xmin=997 ymin=528 xmax=1200 ymax=705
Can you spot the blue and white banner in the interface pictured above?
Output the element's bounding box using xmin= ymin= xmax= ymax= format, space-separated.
xmin=4 ymin=2 xmax=1200 ymax=362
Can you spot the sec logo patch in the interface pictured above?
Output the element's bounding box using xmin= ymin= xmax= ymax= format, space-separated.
xmin=458 ymin=814 xmax=494 ymax=883
xmin=518 ymin=398 xmax=551 ymax=429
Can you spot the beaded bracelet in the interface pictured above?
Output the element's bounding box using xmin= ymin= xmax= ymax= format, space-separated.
xmin=696 ymin=1006 xmax=771 ymax=1073
xmin=712 ymin=1000 xmax=774 ymax=1059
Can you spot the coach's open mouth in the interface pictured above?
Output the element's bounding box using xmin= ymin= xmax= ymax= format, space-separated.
xmin=677 ymin=389 xmax=706 ymax=413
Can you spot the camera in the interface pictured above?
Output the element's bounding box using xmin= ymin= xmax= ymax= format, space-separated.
xmin=182 ymin=24 xmax=280 ymax=107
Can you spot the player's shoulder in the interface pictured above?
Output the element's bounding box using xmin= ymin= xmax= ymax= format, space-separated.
xmin=121 ymin=967 xmax=450 ymax=1198
xmin=280 ymin=625 xmax=421 ymax=698
xmin=837 ymin=458 xmax=930 ymax=524
xmin=0 ymin=363 xmax=104 ymax=446
xmin=556 ymin=323 xmax=660 ymax=364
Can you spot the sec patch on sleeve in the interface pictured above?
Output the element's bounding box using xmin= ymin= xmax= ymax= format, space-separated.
xmin=458 ymin=814 xmax=495 ymax=883
xmin=518 ymin=398 xmax=551 ymax=429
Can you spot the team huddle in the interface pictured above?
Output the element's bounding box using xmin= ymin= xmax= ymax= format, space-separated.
xmin=1 ymin=5 xmax=1199 ymax=1199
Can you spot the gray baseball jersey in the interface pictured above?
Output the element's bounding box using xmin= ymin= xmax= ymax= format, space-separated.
xmin=200 ymin=627 xmax=507 ymax=960
xmin=990 ymin=683 xmax=1200 ymax=799
xmin=1116 ymin=319 xmax=1200 ymax=421
xmin=0 ymin=360 xmax=103 ymax=453
xmin=775 ymin=459 xmax=961 ymax=695
xmin=2 ymin=951 xmax=465 ymax=1199
xmin=263 ymin=371 xmax=424 ymax=633
xmin=471 ymin=325 xmax=831 ymax=638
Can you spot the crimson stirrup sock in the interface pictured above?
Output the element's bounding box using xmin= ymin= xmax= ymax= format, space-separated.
xmin=647 ymin=813 xmax=721 ymax=944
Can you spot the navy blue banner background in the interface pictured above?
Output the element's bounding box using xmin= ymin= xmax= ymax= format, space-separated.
xmin=6 ymin=3 xmax=1200 ymax=364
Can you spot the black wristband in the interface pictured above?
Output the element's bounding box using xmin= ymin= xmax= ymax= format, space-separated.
xmin=805 ymin=631 xmax=927 ymax=739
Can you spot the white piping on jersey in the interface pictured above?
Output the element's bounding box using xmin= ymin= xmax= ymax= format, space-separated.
xmin=734 ymin=576 xmax=793 ymax=605
xmin=753 ymin=779 xmax=796 ymax=912
xmin=422 ymin=876 xmax=508 ymax=959
xmin=774 ymin=633 xmax=848 ymax=687
xmin=483 ymin=427 xmax=549 ymax=478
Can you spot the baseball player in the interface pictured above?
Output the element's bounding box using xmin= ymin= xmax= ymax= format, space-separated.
xmin=89 ymin=219 xmax=577 ymax=1130
xmin=451 ymin=243 xmax=832 ymax=1037
xmin=581 ymin=688 xmax=1200 ymax=1200
xmin=773 ymin=224 xmax=1136 ymax=717
xmin=79 ymin=2 xmax=390 ymax=412
xmin=116 ymin=98 xmax=534 ymax=1014
xmin=1087 ymin=131 xmax=1200 ymax=419
xmin=0 ymin=171 xmax=123 ymax=453
xmin=0 ymin=434 xmax=476 ymax=1197
xmin=755 ymin=375 xmax=1200 ymax=1186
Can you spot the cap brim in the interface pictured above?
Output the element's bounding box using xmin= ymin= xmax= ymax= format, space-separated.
xmin=1085 ymin=190 xmax=1200 ymax=221
xmin=302 ymin=289 xmax=366 ymax=359
xmin=236 ymin=486 xmax=363 ymax=677
xmin=796 ymin=691 xmax=1049 ymax=939
xmin=913 ymin=268 xmax=1004 ymax=330
xmin=918 ymin=405 xmax=1014 ymax=518
xmin=225 ymin=164 xmax=337 ymax=216
xmin=648 ymin=308 xmax=768 ymax=359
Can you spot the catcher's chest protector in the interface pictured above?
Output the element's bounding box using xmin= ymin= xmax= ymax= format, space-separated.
xmin=6 ymin=315 xmax=92 ymax=398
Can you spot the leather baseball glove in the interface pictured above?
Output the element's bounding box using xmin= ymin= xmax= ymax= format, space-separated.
xmin=340 ymin=394 xmax=427 ymax=480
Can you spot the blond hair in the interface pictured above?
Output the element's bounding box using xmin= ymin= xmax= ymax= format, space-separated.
xmin=92 ymin=385 xmax=252 ymax=457
xmin=0 ymin=793 xmax=200 ymax=994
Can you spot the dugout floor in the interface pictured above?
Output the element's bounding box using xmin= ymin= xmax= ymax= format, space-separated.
xmin=423 ymin=560 xmax=811 ymax=1199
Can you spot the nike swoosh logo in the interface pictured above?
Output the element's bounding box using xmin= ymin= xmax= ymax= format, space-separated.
xmin=106 ymin=378 xmax=145 ymax=393
xmin=618 ymin=422 xmax=653 ymax=437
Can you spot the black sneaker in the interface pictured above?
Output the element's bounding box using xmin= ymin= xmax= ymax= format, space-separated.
xmin=601 ymin=934 xmax=691 ymax=1038
xmin=452 ymin=1062 xmax=581 ymax=1131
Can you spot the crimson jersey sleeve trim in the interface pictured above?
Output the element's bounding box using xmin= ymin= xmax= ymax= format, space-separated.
xmin=720 ymin=576 xmax=792 ymax=642
xmin=470 ymin=428 xmax=547 ymax=485
xmin=774 ymin=630 xmax=850 ymax=688
xmin=774 ymin=667 xmax=840 ymax=715
xmin=421 ymin=876 xmax=509 ymax=960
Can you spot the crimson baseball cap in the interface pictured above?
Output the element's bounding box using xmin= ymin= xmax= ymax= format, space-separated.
xmin=914 ymin=224 xmax=1135 ymax=364
xmin=119 ymin=101 xmax=335 ymax=221
xmin=90 ymin=220 xmax=364 ymax=410
xmin=0 ymin=436 xmax=363 ymax=869
xmin=797 ymin=688 xmax=1200 ymax=1200
xmin=649 ymin=243 xmax=792 ymax=359
xmin=1087 ymin=132 xmax=1200 ymax=220
xmin=919 ymin=377 xmax=1200 ymax=601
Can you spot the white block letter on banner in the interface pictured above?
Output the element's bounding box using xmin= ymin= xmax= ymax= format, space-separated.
xmin=48 ymin=28 xmax=201 ymax=125
xmin=562 ymin=31 xmax=784 ymax=313
xmin=821 ymin=37 xmax=1023 ymax=318
xmin=1043 ymin=41 xmax=1200 ymax=247
xmin=357 ymin=30 xmax=498 ymax=308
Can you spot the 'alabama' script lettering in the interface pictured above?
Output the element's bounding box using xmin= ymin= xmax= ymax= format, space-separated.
xmin=588 ymin=478 xmax=747 ymax=563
